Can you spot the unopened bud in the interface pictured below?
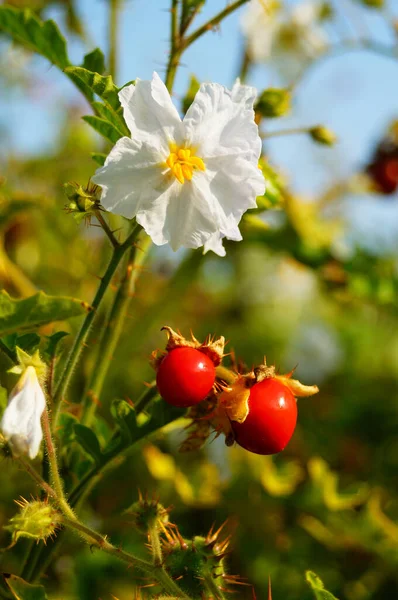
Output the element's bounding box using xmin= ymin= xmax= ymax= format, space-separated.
xmin=309 ymin=125 xmax=337 ymax=146
xmin=125 ymin=495 xmax=170 ymax=533
xmin=256 ymin=88 xmax=291 ymax=118
xmin=63 ymin=181 xmax=101 ymax=223
xmin=359 ymin=0 xmax=384 ymax=8
xmin=5 ymin=499 xmax=61 ymax=543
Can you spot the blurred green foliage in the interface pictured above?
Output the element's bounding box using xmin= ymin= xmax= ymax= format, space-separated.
xmin=0 ymin=1 xmax=397 ymax=599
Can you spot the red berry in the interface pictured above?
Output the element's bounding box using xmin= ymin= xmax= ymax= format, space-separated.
xmin=156 ymin=347 xmax=215 ymax=408
xmin=232 ymin=378 xmax=297 ymax=455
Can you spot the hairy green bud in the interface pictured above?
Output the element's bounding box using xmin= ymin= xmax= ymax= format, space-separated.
xmin=125 ymin=493 xmax=169 ymax=533
xmin=5 ymin=499 xmax=61 ymax=543
xmin=256 ymin=88 xmax=291 ymax=118
xmin=309 ymin=125 xmax=337 ymax=146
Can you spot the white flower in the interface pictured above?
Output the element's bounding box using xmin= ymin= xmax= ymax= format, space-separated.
xmin=92 ymin=72 xmax=265 ymax=254
xmin=1 ymin=366 xmax=46 ymax=459
xmin=242 ymin=1 xmax=328 ymax=77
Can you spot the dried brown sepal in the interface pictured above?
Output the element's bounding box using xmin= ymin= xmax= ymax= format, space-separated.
xmin=157 ymin=326 xmax=225 ymax=366
xmin=214 ymin=359 xmax=319 ymax=436
xmin=179 ymin=393 xmax=218 ymax=452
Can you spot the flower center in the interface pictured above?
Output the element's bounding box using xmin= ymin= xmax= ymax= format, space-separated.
xmin=166 ymin=145 xmax=205 ymax=184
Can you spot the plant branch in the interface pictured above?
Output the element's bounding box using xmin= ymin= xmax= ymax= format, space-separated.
xmin=81 ymin=233 xmax=152 ymax=427
xmin=18 ymin=456 xmax=57 ymax=500
xmin=95 ymin=210 xmax=120 ymax=248
xmin=60 ymin=516 xmax=190 ymax=597
xmin=262 ymin=126 xmax=313 ymax=139
xmin=184 ymin=0 xmax=250 ymax=49
xmin=109 ymin=0 xmax=121 ymax=80
xmin=52 ymin=224 xmax=140 ymax=425
xmin=165 ymin=0 xmax=181 ymax=92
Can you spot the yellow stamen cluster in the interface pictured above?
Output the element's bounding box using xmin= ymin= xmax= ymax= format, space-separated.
xmin=166 ymin=145 xmax=205 ymax=184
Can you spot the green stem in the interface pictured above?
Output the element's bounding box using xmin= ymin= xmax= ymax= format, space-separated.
xmin=52 ymin=225 xmax=139 ymax=426
xmin=18 ymin=456 xmax=57 ymax=500
xmin=95 ymin=210 xmax=120 ymax=248
xmin=109 ymin=0 xmax=121 ymax=80
xmin=165 ymin=0 xmax=180 ymax=93
xmin=262 ymin=126 xmax=313 ymax=139
xmin=148 ymin=524 xmax=163 ymax=567
xmin=41 ymin=407 xmax=76 ymax=521
xmin=81 ymin=233 xmax=152 ymax=427
xmin=204 ymin=575 xmax=226 ymax=600
xmin=134 ymin=382 xmax=159 ymax=414
xmin=184 ymin=0 xmax=250 ymax=49
xmin=60 ymin=517 xmax=190 ymax=597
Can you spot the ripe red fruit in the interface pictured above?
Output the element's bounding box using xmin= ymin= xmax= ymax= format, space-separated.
xmin=156 ymin=347 xmax=215 ymax=408
xmin=232 ymin=378 xmax=297 ymax=455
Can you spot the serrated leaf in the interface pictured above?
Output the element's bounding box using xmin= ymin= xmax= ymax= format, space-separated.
xmin=91 ymin=152 xmax=107 ymax=166
xmin=0 ymin=291 xmax=92 ymax=337
xmin=306 ymin=571 xmax=340 ymax=600
xmin=73 ymin=424 xmax=103 ymax=464
xmin=4 ymin=574 xmax=47 ymax=600
xmin=64 ymin=67 xmax=121 ymax=111
xmin=81 ymin=48 xmax=105 ymax=74
xmin=82 ymin=115 xmax=122 ymax=143
xmin=0 ymin=6 xmax=70 ymax=70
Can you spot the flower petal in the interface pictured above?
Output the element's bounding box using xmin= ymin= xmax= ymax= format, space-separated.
xmin=183 ymin=81 xmax=261 ymax=160
xmin=92 ymin=137 xmax=169 ymax=219
xmin=119 ymin=72 xmax=183 ymax=150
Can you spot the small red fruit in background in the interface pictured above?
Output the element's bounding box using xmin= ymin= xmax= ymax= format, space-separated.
xmin=156 ymin=347 xmax=216 ymax=408
xmin=231 ymin=378 xmax=297 ymax=455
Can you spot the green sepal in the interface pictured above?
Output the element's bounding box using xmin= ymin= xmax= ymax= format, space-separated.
xmin=306 ymin=571 xmax=340 ymax=600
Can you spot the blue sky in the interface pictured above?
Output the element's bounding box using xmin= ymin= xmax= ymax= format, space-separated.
xmin=2 ymin=0 xmax=398 ymax=253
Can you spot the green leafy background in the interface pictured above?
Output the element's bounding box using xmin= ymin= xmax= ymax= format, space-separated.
xmin=0 ymin=1 xmax=397 ymax=600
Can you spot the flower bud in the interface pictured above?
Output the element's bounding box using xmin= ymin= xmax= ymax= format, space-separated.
xmin=5 ymin=498 xmax=61 ymax=543
xmin=64 ymin=181 xmax=101 ymax=223
xmin=1 ymin=350 xmax=47 ymax=459
xmin=256 ymin=88 xmax=291 ymax=118
xmin=359 ymin=0 xmax=384 ymax=8
xmin=309 ymin=125 xmax=337 ymax=146
xmin=125 ymin=493 xmax=170 ymax=533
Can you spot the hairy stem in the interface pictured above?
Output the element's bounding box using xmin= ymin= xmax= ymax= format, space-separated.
xmin=148 ymin=524 xmax=163 ymax=567
xmin=262 ymin=126 xmax=313 ymax=139
xmin=60 ymin=517 xmax=190 ymax=597
xmin=81 ymin=233 xmax=151 ymax=427
xmin=52 ymin=224 xmax=139 ymax=425
xmin=18 ymin=456 xmax=57 ymax=500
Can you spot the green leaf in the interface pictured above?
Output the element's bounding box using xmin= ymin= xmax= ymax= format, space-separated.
xmin=44 ymin=331 xmax=69 ymax=360
xmin=64 ymin=67 xmax=121 ymax=111
xmin=57 ymin=412 xmax=79 ymax=446
xmin=91 ymin=152 xmax=107 ymax=166
xmin=1 ymin=332 xmax=41 ymax=355
xmin=90 ymin=101 xmax=126 ymax=137
xmin=107 ymin=398 xmax=185 ymax=456
xmin=306 ymin=571 xmax=340 ymax=600
xmin=73 ymin=424 xmax=103 ymax=464
xmin=0 ymin=291 xmax=92 ymax=337
xmin=4 ymin=574 xmax=47 ymax=600
xmin=82 ymin=115 xmax=122 ymax=143
xmin=81 ymin=48 xmax=106 ymax=74
xmin=0 ymin=6 xmax=70 ymax=70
